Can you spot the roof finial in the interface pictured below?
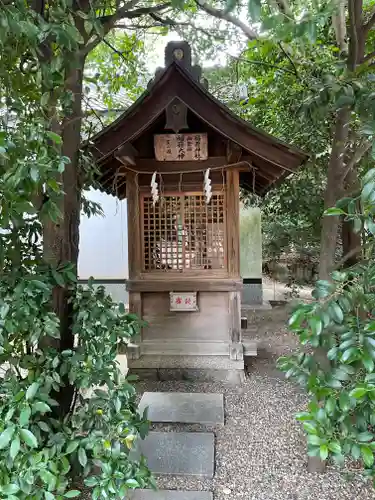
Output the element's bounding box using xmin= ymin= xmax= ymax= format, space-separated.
xmin=148 ymin=41 xmax=207 ymax=89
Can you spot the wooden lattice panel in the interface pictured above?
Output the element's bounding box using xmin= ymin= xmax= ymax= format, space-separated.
xmin=142 ymin=193 xmax=226 ymax=272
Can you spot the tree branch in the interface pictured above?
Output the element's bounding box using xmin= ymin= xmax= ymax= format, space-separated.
xmin=362 ymin=49 xmax=375 ymax=63
xmin=148 ymin=12 xmax=226 ymax=40
xmin=194 ymin=0 xmax=258 ymax=40
xmin=231 ymin=55 xmax=297 ymax=75
xmin=102 ymin=38 xmax=128 ymax=61
xmin=121 ymin=3 xmax=171 ymax=19
xmin=347 ymin=0 xmax=359 ymax=70
xmin=334 ymin=243 xmax=363 ymax=269
xmin=81 ymin=2 xmax=171 ymax=55
xmin=332 ymin=0 xmax=348 ymax=53
xmin=340 ymin=140 xmax=372 ymax=183
xmin=278 ymin=42 xmax=299 ymax=77
xmin=363 ymin=8 xmax=375 ymax=33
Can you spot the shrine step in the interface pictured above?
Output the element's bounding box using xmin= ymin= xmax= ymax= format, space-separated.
xmin=129 ymin=490 xmax=213 ymax=500
xmin=138 ymin=392 xmax=224 ymax=425
xmin=140 ymin=341 xmax=231 ymax=356
xmin=132 ymin=431 xmax=215 ymax=478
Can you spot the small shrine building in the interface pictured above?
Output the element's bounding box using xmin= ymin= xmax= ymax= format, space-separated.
xmin=90 ymin=41 xmax=307 ymax=379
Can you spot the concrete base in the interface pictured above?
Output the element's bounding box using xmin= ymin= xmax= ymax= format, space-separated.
xmin=129 ymin=355 xmax=245 ymax=383
xmin=241 ymin=301 xmax=272 ymax=312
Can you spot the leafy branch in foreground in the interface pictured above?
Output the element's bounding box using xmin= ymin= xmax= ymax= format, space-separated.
xmin=0 ymin=278 xmax=154 ymax=499
xmin=278 ymin=168 xmax=375 ymax=483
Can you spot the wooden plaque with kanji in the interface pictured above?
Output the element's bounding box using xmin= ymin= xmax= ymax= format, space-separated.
xmin=154 ymin=133 xmax=208 ymax=161
xmin=169 ymin=292 xmax=198 ymax=311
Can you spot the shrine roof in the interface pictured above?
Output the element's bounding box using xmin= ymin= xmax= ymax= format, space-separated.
xmin=89 ymin=41 xmax=308 ymax=197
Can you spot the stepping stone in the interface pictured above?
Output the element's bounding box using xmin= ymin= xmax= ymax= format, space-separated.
xmin=132 ymin=431 xmax=214 ymax=478
xmin=138 ymin=392 xmax=224 ymax=425
xmin=129 ymin=490 xmax=213 ymax=500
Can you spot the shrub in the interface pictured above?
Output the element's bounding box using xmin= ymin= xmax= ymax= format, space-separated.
xmin=0 ymin=278 xmax=153 ymax=499
xmin=278 ymin=168 xmax=375 ymax=483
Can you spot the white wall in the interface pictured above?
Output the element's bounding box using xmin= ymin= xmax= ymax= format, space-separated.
xmin=78 ymin=189 xmax=128 ymax=279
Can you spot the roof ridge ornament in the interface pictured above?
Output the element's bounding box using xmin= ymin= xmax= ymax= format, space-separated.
xmin=148 ymin=41 xmax=208 ymax=89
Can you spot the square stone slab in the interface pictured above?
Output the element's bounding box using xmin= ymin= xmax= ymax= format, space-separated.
xmin=138 ymin=392 xmax=224 ymax=425
xmin=129 ymin=490 xmax=213 ymax=500
xmin=133 ymin=431 xmax=214 ymax=478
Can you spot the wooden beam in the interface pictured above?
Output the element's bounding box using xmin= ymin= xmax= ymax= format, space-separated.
xmin=127 ymin=278 xmax=243 ymax=292
xmin=114 ymin=142 xmax=138 ymax=166
xmin=226 ymin=140 xmax=242 ymax=163
xmin=127 ymin=291 xmax=142 ymax=360
xmin=229 ymin=291 xmax=243 ymax=361
xmin=226 ymin=169 xmax=240 ymax=277
xmin=126 ymin=171 xmax=142 ymax=279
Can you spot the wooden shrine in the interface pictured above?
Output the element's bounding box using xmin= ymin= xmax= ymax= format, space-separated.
xmin=90 ymin=41 xmax=308 ymax=378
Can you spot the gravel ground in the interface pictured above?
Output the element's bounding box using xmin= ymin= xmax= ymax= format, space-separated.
xmin=136 ymin=361 xmax=374 ymax=500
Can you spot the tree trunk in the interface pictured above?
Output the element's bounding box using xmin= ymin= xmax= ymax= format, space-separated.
xmin=319 ymin=108 xmax=350 ymax=279
xmin=341 ymin=167 xmax=361 ymax=267
xmin=43 ymin=56 xmax=85 ymax=416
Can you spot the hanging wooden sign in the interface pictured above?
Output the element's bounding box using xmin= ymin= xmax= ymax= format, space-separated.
xmin=154 ymin=133 xmax=208 ymax=162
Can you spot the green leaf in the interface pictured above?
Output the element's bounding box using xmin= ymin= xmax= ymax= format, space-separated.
xmin=46 ymin=131 xmax=62 ymax=144
xmin=309 ymin=316 xmax=322 ymax=336
xmin=361 ymin=445 xmax=374 ymax=467
xmin=327 ymin=347 xmax=338 ymax=360
xmin=10 ymin=436 xmax=20 ymax=460
xmin=2 ymin=484 xmax=20 ymax=495
xmin=78 ymin=447 xmax=87 ymax=467
xmin=288 ymin=308 xmax=304 ymax=328
xmin=19 ymin=406 xmax=31 ymax=426
xmin=329 ymin=302 xmax=343 ymax=324
xmin=339 ymin=392 xmax=351 ymax=412
xmin=52 ymin=269 xmax=65 ymax=287
xmin=0 ymin=426 xmax=15 ymax=449
xmin=66 ymin=440 xmax=79 ymax=454
xmin=320 ymin=444 xmax=329 ymax=461
xmin=20 ymin=429 xmax=38 ymax=448
xmin=358 ymin=431 xmax=374 ymax=442
xmin=324 ymin=207 xmax=345 ymax=216
xmin=349 ymin=387 xmax=367 ymax=398
xmin=30 ymin=166 xmax=39 ymax=182
xmin=352 ymin=444 xmax=361 ymax=460
xmin=362 ymin=354 xmax=374 ymax=372
xmin=332 ymin=368 xmax=350 ymax=381
xmin=307 ymin=434 xmax=322 ymax=446
xmin=335 ymin=95 xmax=355 ymax=108
xmin=64 ymin=491 xmax=81 ymax=498
xmin=38 ymin=421 xmax=50 ymax=432
xmin=248 ymin=0 xmax=261 ymax=21
xmin=41 ymin=92 xmax=50 ymax=107
xmin=361 ymin=181 xmax=375 ymax=203
xmin=33 ymin=402 xmax=51 ymax=413
xmin=125 ymin=479 xmax=140 ymax=488
xmin=225 ymin=0 xmax=237 ymax=12
xmin=26 ymin=382 xmax=39 ymax=401
xmin=342 ymin=347 xmax=358 ymax=362
xmin=328 ymin=441 xmax=341 ymax=454
xmin=353 ymin=217 xmax=362 ymax=234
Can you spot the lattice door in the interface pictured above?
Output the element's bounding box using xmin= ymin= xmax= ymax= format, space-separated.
xmin=142 ymin=192 xmax=226 ymax=272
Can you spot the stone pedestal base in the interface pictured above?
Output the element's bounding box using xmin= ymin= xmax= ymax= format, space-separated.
xmin=129 ymin=355 xmax=245 ymax=384
xmin=242 ymin=279 xmax=263 ymax=305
